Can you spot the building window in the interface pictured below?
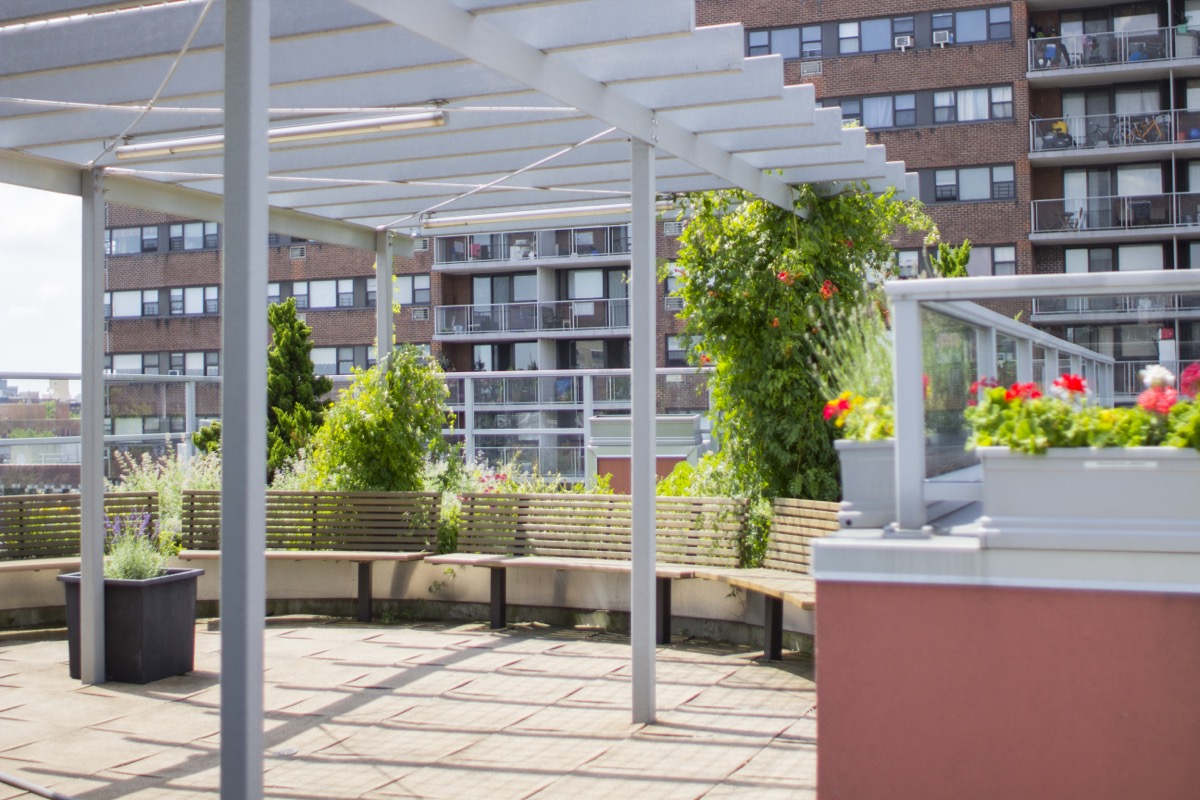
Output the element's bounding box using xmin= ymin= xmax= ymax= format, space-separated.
xmin=861 ymin=18 xmax=892 ymax=52
xmin=394 ymin=274 xmax=431 ymax=305
xmin=103 ymin=293 xmax=111 ymax=319
xmin=366 ymin=278 xmax=377 ymax=307
xmin=894 ymin=17 xmax=914 ymax=38
xmin=337 ymin=347 xmax=355 ymax=375
xmin=185 ymin=287 xmax=204 ymax=314
xmin=169 ymin=352 xmax=184 ymax=374
xmin=988 ymin=6 xmax=1012 ymax=40
xmin=666 ymin=336 xmax=688 ymax=367
xmin=141 ymin=289 xmax=159 ymax=317
xmin=748 ymin=27 xmax=800 ymax=59
xmin=308 ymin=280 xmax=337 ymax=309
xmin=112 ymin=353 xmax=142 ymax=374
xmin=839 ymin=99 xmax=862 ymax=125
xmin=268 ymin=282 xmax=280 ymax=306
xmin=110 ymin=290 xmax=142 ymax=318
xmin=895 ymin=94 xmax=916 ymax=126
xmin=204 ymin=352 xmax=220 ymax=377
xmin=292 ymin=281 xmax=309 ymax=309
xmin=801 ymin=26 xmax=822 ymax=58
xmin=992 ymin=246 xmax=1017 ymax=275
xmin=106 ymin=228 xmax=142 ymax=255
xmin=933 ymin=7 xmax=1010 ymax=44
xmin=336 ymin=279 xmax=355 ymax=308
xmin=934 ymin=91 xmax=955 ymax=123
xmin=935 ymin=86 xmax=1013 ymax=123
xmin=142 ymin=352 xmax=160 ymax=375
xmin=204 ymin=286 xmax=219 ymax=314
xmin=141 ymin=226 xmax=158 ymax=252
xmin=170 ymin=288 xmax=184 ymax=315
xmin=311 ymin=347 xmax=335 ymax=376
xmin=839 ymin=21 xmax=860 ymax=54
xmin=990 ymin=86 xmax=1013 ymax=119
xmin=168 ymin=221 xmax=218 ymax=251
xmin=934 ymin=165 xmax=1015 ymax=201
xmin=895 ymin=250 xmax=921 ymax=279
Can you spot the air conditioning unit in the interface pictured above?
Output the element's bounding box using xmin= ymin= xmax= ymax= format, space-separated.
xmin=662 ymin=220 xmax=685 ymax=236
xmin=894 ymin=35 xmax=913 ymax=51
xmin=663 ymin=296 xmax=685 ymax=311
xmin=412 ymin=237 xmax=430 ymax=252
xmin=167 ymin=369 xmax=182 ymax=376
xmin=289 ymin=244 xmax=307 ymax=260
xmin=411 ymin=307 xmax=430 ymax=321
xmin=933 ymin=30 xmax=953 ymax=47
xmin=800 ymin=60 xmax=823 ymax=77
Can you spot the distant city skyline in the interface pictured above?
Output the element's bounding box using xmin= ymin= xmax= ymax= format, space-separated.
xmin=0 ymin=184 xmax=82 ymax=375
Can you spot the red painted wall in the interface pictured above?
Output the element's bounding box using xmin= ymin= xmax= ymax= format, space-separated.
xmin=816 ymin=581 xmax=1200 ymax=800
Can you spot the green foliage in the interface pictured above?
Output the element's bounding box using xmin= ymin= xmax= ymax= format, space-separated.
xmin=109 ymin=449 xmax=222 ymax=534
xmin=965 ymin=387 xmax=1200 ymax=454
xmin=306 ymin=346 xmax=452 ymax=491
xmin=104 ymin=512 xmax=178 ymax=580
xmin=673 ymin=184 xmax=935 ymax=500
xmin=192 ymin=421 xmax=221 ymax=454
xmin=6 ymin=428 xmax=54 ymax=439
xmin=929 ymin=239 xmax=972 ymax=278
xmin=267 ymin=298 xmax=333 ymax=479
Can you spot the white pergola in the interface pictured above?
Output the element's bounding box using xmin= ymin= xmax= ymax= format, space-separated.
xmin=0 ymin=2 xmax=913 ymax=796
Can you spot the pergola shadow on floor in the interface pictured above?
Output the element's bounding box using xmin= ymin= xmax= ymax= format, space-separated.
xmin=2 ymin=2 xmax=907 ymax=793
xmin=0 ymin=621 xmax=817 ymax=799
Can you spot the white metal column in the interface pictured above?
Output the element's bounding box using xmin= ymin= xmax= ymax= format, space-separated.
xmin=221 ymin=2 xmax=269 ymax=797
xmin=375 ymin=230 xmax=394 ymax=364
xmin=1015 ymin=339 xmax=1034 ymax=383
xmin=976 ymin=328 xmax=997 ymax=392
xmin=892 ymin=297 xmax=927 ymax=534
xmin=80 ymin=168 xmax=106 ymax=685
xmin=629 ymin=138 xmax=657 ymax=724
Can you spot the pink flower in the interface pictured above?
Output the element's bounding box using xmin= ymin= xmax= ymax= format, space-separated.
xmin=823 ymin=397 xmax=850 ymax=421
xmin=1138 ymin=386 xmax=1178 ymax=415
xmin=777 ymin=271 xmax=794 ymax=285
xmin=1181 ymin=362 xmax=1200 ymax=399
xmin=819 ymin=280 xmax=839 ymax=301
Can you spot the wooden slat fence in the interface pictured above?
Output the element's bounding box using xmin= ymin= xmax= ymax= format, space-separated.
xmin=764 ymin=497 xmax=839 ymax=574
xmin=180 ymin=490 xmax=440 ymax=552
xmin=457 ymin=492 xmax=747 ymax=567
xmin=0 ymin=492 xmax=159 ymax=561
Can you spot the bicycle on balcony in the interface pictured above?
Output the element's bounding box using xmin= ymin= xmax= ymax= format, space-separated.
xmin=1084 ymin=119 xmax=1118 ymax=147
xmin=1113 ymin=114 xmax=1170 ymax=145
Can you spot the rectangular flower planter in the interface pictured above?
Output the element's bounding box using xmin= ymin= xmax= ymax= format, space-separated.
xmin=976 ymin=447 xmax=1200 ymax=551
xmin=834 ymin=439 xmax=896 ymax=529
xmin=58 ymin=567 xmax=204 ymax=684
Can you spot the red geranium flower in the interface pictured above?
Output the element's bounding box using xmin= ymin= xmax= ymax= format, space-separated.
xmin=1181 ymin=362 xmax=1200 ymax=399
xmin=1004 ymin=382 xmax=1042 ymax=402
xmin=823 ymin=397 xmax=851 ymax=421
xmin=1138 ymin=386 xmax=1178 ymax=415
xmin=819 ymin=279 xmax=839 ymax=301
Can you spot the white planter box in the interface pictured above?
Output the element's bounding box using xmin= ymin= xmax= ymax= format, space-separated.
xmin=977 ymin=446 xmax=1200 ymax=551
xmin=835 ymin=439 xmax=895 ymax=529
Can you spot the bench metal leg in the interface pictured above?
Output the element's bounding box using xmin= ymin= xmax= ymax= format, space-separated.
xmin=656 ymin=577 xmax=672 ymax=644
xmin=356 ymin=562 xmax=372 ymax=623
xmin=763 ymin=595 xmax=783 ymax=661
xmin=490 ymin=567 xmax=507 ymax=629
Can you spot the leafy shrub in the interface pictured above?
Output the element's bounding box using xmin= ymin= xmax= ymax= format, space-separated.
xmin=104 ymin=512 xmax=178 ymax=580
xmin=109 ymin=450 xmax=222 ymax=534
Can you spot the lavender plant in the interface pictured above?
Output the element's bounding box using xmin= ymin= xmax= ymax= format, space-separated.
xmin=104 ymin=512 xmax=178 ymax=580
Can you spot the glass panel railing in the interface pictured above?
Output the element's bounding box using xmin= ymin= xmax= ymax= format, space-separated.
xmin=921 ymin=307 xmax=980 ymax=479
xmin=1030 ymin=109 xmax=1189 ymax=152
xmin=1031 ymin=193 xmax=1180 ymax=233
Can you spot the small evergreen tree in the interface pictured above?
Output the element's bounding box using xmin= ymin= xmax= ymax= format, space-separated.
xmin=266 ymin=298 xmax=332 ymax=479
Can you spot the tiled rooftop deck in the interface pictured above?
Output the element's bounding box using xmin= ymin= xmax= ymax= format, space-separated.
xmin=0 ymin=621 xmax=816 ymax=799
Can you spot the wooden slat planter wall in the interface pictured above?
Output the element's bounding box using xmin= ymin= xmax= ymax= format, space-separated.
xmin=0 ymin=492 xmax=158 ymax=561
xmin=457 ymin=492 xmax=747 ymax=567
xmin=180 ymin=490 xmax=440 ymax=552
xmin=764 ymin=497 xmax=840 ymax=574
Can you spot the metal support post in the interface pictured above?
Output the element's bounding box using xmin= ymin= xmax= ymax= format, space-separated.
xmin=80 ymin=168 xmax=106 ymax=685
xmin=357 ymin=562 xmax=373 ymax=623
xmin=763 ymin=595 xmax=784 ymax=661
xmin=655 ymin=577 xmax=671 ymax=645
xmin=490 ymin=568 xmax=507 ymax=629
xmin=629 ymin=138 xmax=657 ymax=724
xmin=375 ymin=230 xmax=394 ymax=364
xmin=184 ymin=379 xmax=197 ymax=458
xmin=1015 ymin=339 xmax=1034 ymax=384
xmin=221 ymin=2 xmax=269 ymax=797
xmin=892 ymin=298 xmax=928 ymax=534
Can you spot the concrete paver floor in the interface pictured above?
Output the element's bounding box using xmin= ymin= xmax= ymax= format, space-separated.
xmin=0 ymin=621 xmax=816 ymax=799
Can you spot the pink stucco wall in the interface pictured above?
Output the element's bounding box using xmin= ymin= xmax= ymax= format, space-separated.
xmin=816 ymin=581 xmax=1200 ymax=800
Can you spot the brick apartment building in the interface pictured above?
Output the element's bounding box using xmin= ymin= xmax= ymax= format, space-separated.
xmin=100 ymin=0 xmax=1200 ymax=473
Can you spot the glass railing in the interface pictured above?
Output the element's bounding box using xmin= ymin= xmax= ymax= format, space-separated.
xmin=1030 ymin=191 xmax=1200 ymax=233
xmin=1031 ymin=293 xmax=1197 ymax=318
xmin=1030 ymin=109 xmax=1200 ymax=152
xmin=1028 ymin=26 xmax=1179 ymax=72
xmin=434 ymin=224 xmax=630 ymax=265
xmin=435 ymin=299 xmax=630 ymax=335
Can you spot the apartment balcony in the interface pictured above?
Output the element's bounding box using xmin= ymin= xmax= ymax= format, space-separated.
xmin=434 ymin=299 xmax=630 ymax=341
xmin=1030 ymin=191 xmax=1200 ymax=244
xmin=1030 ymin=292 xmax=1200 ymax=326
xmin=432 ymin=225 xmax=630 ymax=273
xmin=1030 ymin=110 xmax=1200 ymax=165
xmin=1027 ymin=27 xmax=1200 ymax=87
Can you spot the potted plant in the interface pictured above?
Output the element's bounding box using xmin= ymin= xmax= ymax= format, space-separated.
xmin=965 ymin=365 xmax=1200 ymax=548
xmin=58 ymin=512 xmax=204 ymax=684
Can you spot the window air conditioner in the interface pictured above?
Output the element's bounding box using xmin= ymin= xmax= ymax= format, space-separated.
xmin=933 ymin=30 xmax=953 ymax=47
xmin=167 ymin=369 xmax=182 ymax=376
xmin=411 ymin=307 xmax=430 ymax=321
xmin=664 ymin=296 xmax=685 ymax=311
xmin=412 ymin=237 xmax=430 ymax=252
xmin=800 ymin=60 xmax=823 ymax=76
xmin=894 ymin=35 xmax=913 ymax=51
xmin=289 ymin=244 xmax=307 ymax=260
xmin=662 ymin=221 xmax=685 ymax=236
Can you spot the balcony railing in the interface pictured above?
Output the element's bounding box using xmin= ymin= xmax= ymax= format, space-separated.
xmin=435 ymin=299 xmax=630 ymax=336
xmin=1030 ymin=191 xmax=1200 ymax=234
xmin=1027 ymin=26 xmax=1183 ymax=72
xmin=1031 ymin=109 xmax=1200 ymax=153
xmin=1032 ymin=293 xmax=1200 ymax=320
xmin=434 ymin=224 xmax=630 ymax=266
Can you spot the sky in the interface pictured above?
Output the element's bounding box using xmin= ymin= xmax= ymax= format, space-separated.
xmin=0 ymin=184 xmax=83 ymax=375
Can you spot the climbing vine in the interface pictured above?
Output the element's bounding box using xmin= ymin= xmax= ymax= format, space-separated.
xmin=671 ymin=184 xmax=936 ymax=500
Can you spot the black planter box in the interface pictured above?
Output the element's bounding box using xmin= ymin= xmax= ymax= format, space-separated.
xmin=58 ymin=568 xmax=204 ymax=684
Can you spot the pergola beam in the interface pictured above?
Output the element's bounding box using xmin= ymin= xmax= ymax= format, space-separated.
xmin=347 ymin=0 xmax=798 ymax=212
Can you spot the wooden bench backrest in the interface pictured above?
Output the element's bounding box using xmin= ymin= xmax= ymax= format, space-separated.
xmin=457 ymin=492 xmax=745 ymax=567
xmin=180 ymin=490 xmax=440 ymax=552
xmin=764 ymin=497 xmax=839 ymax=574
xmin=0 ymin=491 xmax=158 ymax=561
